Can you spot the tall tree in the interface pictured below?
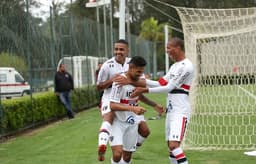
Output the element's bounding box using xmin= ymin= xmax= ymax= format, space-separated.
xmin=139 ymin=17 xmax=173 ymax=70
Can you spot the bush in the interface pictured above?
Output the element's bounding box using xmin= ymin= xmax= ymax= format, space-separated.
xmin=0 ymin=85 xmax=99 ymax=135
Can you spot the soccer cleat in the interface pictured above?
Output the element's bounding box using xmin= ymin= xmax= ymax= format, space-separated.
xmin=98 ymin=144 xmax=107 ymax=161
xmin=244 ymin=150 xmax=256 ymax=156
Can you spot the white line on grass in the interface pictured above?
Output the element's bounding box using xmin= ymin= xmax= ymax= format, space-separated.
xmin=238 ymin=85 xmax=256 ymax=100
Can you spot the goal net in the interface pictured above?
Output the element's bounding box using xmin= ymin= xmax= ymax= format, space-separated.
xmin=174 ymin=7 xmax=256 ymax=150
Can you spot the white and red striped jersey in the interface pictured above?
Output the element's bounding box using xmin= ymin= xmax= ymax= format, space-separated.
xmin=109 ymin=74 xmax=139 ymax=124
xmin=97 ymin=57 xmax=131 ymax=102
xmin=147 ymin=58 xmax=194 ymax=119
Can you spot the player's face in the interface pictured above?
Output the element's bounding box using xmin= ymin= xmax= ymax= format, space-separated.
xmin=166 ymin=41 xmax=180 ymax=61
xmin=129 ymin=65 xmax=144 ymax=81
xmin=114 ymin=43 xmax=129 ymax=64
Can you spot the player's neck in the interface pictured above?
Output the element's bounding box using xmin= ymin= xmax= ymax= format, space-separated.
xmin=124 ymin=72 xmax=133 ymax=83
xmin=176 ymin=53 xmax=186 ymax=62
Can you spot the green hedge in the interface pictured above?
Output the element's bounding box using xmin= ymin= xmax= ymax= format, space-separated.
xmin=0 ymin=85 xmax=100 ymax=136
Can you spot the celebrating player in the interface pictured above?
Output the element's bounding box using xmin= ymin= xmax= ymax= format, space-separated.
xmin=109 ymin=56 xmax=147 ymax=164
xmin=96 ymin=39 xmax=164 ymax=161
xmin=130 ymin=37 xmax=195 ymax=164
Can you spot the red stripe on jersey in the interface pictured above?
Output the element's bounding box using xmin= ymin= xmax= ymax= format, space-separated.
xmin=158 ymin=77 xmax=168 ymax=86
xmin=181 ymin=84 xmax=190 ymax=90
xmin=176 ymin=152 xmax=185 ymax=160
xmin=179 ymin=117 xmax=187 ymax=141
xmin=120 ymin=99 xmax=138 ymax=105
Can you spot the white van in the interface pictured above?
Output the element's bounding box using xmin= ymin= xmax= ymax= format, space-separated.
xmin=0 ymin=67 xmax=31 ymax=99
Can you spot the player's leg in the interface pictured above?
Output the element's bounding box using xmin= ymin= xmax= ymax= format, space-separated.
xmin=110 ymin=119 xmax=125 ymax=163
xmin=122 ymin=123 xmax=138 ymax=163
xmin=166 ymin=114 xmax=188 ymax=164
xmin=121 ymin=151 xmax=132 ymax=164
xmin=137 ymin=116 xmax=150 ymax=147
xmin=98 ymin=102 xmax=115 ymax=161
xmin=111 ymin=145 xmax=123 ymax=163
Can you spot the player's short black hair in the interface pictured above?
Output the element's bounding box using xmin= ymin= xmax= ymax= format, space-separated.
xmin=115 ymin=39 xmax=129 ymax=46
xmin=128 ymin=56 xmax=147 ymax=67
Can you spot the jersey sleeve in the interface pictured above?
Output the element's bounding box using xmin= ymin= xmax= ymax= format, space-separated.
xmin=146 ymin=79 xmax=161 ymax=87
xmin=109 ymin=82 xmax=123 ymax=103
xmin=148 ymin=64 xmax=192 ymax=93
xmin=96 ymin=62 xmax=109 ymax=84
xmin=156 ymin=68 xmax=172 ymax=86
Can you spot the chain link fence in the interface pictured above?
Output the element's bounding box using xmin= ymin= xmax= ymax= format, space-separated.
xmin=0 ymin=1 xmax=157 ymax=136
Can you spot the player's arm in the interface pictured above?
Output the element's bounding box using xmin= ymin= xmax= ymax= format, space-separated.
xmin=114 ymin=74 xmax=146 ymax=87
xmin=96 ymin=62 xmax=118 ymax=91
xmin=110 ymin=102 xmax=146 ymax=115
xmin=131 ymin=65 xmax=191 ymax=97
xmin=109 ymin=81 xmax=146 ymax=115
xmin=97 ymin=75 xmax=118 ymax=91
xmin=146 ymin=71 xmax=170 ymax=87
xmin=139 ymin=94 xmax=164 ymax=116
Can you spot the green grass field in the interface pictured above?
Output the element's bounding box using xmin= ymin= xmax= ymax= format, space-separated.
xmin=0 ymin=93 xmax=256 ymax=164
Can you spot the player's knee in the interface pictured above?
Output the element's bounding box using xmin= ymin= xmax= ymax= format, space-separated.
xmin=138 ymin=123 xmax=150 ymax=137
xmin=168 ymin=141 xmax=180 ymax=151
xmin=103 ymin=111 xmax=115 ymax=124
xmin=122 ymin=154 xmax=132 ymax=163
xmin=112 ymin=150 xmax=122 ymax=162
xmin=138 ymin=128 xmax=150 ymax=137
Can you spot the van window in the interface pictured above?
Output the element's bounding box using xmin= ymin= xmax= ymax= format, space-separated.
xmin=0 ymin=74 xmax=7 ymax=82
xmin=15 ymin=74 xmax=24 ymax=83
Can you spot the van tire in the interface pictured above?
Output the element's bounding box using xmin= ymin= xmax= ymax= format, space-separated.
xmin=22 ymin=91 xmax=30 ymax=96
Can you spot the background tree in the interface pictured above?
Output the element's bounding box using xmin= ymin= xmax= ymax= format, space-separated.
xmin=139 ymin=17 xmax=173 ymax=71
xmin=0 ymin=52 xmax=28 ymax=78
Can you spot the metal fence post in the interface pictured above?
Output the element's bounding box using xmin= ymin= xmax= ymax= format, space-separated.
xmin=0 ymin=86 xmax=2 ymax=136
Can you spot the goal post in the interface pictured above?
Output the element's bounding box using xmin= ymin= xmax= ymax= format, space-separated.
xmin=174 ymin=7 xmax=256 ymax=150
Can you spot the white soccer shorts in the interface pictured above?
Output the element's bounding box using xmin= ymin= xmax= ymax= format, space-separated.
xmin=165 ymin=113 xmax=188 ymax=142
xmin=136 ymin=115 xmax=146 ymax=123
xmin=109 ymin=119 xmax=138 ymax=152
xmin=100 ymin=101 xmax=112 ymax=115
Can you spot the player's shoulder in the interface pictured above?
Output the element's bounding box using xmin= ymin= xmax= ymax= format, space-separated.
xmin=183 ymin=58 xmax=194 ymax=72
xmin=125 ymin=57 xmax=131 ymax=63
xmin=179 ymin=58 xmax=193 ymax=67
xmin=102 ymin=57 xmax=115 ymax=67
xmin=105 ymin=57 xmax=115 ymax=64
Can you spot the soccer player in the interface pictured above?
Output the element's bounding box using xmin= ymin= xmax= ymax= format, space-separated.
xmin=131 ymin=37 xmax=195 ymax=164
xmin=96 ymin=39 xmax=164 ymax=161
xmin=109 ymin=56 xmax=147 ymax=164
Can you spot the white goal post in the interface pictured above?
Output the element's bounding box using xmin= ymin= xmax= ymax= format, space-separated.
xmin=174 ymin=7 xmax=256 ymax=150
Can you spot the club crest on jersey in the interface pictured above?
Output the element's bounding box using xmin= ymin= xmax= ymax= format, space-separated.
xmin=126 ymin=115 xmax=135 ymax=124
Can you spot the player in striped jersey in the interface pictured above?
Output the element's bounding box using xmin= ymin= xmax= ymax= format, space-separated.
xmin=131 ymin=37 xmax=195 ymax=164
xmin=96 ymin=39 xmax=164 ymax=161
xmin=109 ymin=56 xmax=147 ymax=164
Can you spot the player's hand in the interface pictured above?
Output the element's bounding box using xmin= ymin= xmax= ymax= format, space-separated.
xmin=154 ymin=104 xmax=165 ymax=116
xmin=113 ymin=74 xmax=131 ymax=86
xmin=132 ymin=106 xmax=146 ymax=115
xmin=130 ymin=87 xmax=148 ymax=98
